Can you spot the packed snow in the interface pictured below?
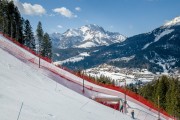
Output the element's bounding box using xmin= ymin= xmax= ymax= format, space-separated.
xmin=0 ymin=35 xmax=132 ymax=120
xmin=0 ymin=34 xmax=173 ymax=120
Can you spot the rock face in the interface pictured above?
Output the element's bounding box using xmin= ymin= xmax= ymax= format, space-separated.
xmin=50 ymin=24 xmax=126 ymax=49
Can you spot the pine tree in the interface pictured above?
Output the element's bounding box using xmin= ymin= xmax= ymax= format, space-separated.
xmin=165 ymin=78 xmax=173 ymax=114
xmin=42 ymin=32 xmax=52 ymax=59
xmin=24 ymin=19 xmax=35 ymax=50
xmin=7 ymin=0 xmax=15 ymax=37
xmin=36 ymin=21 xmax=44 ymax=55
xmin=14 ymin=6 xmax=22 ymax=41
xmin=1 ymin=0 xmax=8 ymax=34
xmin=154 ymin=76 xmax=169 ymax=109
xmin=171 ymin=79 xmax=180 ymax=118
xmin=0 ymin=0 xmax=3 ymax=31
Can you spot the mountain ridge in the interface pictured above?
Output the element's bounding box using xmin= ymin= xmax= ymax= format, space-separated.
xmin=50 ymin=24 xmax=126 ymax=49
xmin=56 ymin=16 xmax=180 ymax=73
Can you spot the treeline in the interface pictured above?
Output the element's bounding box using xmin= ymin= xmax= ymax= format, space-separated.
xmin=138 ymin=76 xmax=180 ymax=118
xmin=0 ymin=0 xmax=52 ymax=59
xmin=87 ymin=73 xmax=114 ymax=85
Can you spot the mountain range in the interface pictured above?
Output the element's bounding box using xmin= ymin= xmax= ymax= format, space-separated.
xmin=52 ymin=16 xmax=180 ymax=73
xmin=50 ymin=24 xmax=126 ymax=49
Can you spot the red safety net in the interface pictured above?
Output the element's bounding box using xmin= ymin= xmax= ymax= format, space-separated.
xmin=0 ymin=32 xmax=52 ymax=63
xmin=97 ymin=101 xmax=120 ymax=110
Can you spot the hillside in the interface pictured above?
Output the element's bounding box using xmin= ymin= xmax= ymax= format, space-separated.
xmin=0 ymin=33 xmax=173 ymax=120
xmin=0 ymin=34 xmax=131 ymax=120
xmin=59 ymin=16 xmax=180 ymax=73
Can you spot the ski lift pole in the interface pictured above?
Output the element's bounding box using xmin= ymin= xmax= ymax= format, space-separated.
xmin=17 ymin=102 xmax=23 ymax=120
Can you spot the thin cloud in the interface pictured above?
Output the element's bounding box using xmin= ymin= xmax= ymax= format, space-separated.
xmin=75 ymin=7 xmax=81 ymax=11
xmin=13 ymin=0 xmax=46 ymax=16
xmin=128 ymin=25 xmax=133 ymax=30
xmin=57 ymin=25 xmax=63 ymax=28
xmin=109 ymin=25 xmax=114 ymax=29
xmin=53 ymin=7 xmax=77 ymax=18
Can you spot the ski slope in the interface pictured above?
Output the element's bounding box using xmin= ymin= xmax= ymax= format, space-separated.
xmin=0 ymin=34 xmax=173 ymax=120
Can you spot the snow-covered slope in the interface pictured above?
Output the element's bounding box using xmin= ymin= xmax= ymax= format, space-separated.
xmin=0 ymin=35 xmax=131 ymax=120
xmin=0 ymin=34 xmax=172 ymax=120
xmin=51 ymin=24 xmax=126 ymax=49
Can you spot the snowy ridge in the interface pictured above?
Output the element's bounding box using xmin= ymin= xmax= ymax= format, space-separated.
xmin=0 ymin=34 xmax=173 ymax=120
xmin=51 ymin=24 xmax=126 ymax=49
xmin=142 ymin=29 xmax=174 ymax=50
xmin=164 ymin=16 xmax=180 ymax=27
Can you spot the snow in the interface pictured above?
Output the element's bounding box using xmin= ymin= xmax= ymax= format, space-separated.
xmin=164 ymin=16 xmax=180 ymax=27
xmin=142 ymin=29 xmax=174 ymax=50
xmin=79 ymin=52 xmax=90 ymax=56
xmin=54 ymin=56 xmax=84 ymax=65
xmin=80 ymin=26 xmax=89 ymax=34
xmin=51 ymin=24 xmax=126 ymax=49
xmin=85 ymin=64 xmax=155 ymax=86
xmin=76 ymin=41 xmax=97 ymax=48
xmin=55 ymin=53 xmax=60 ymax=57
xmin=154 ymin=29 xmax=174 ymax=42
xmin=83 ymin=32 xmax=94 ymax=41
xmin=111 ymin=55 xmax=135 ymax=62
xmin=0 ymin=35 xmax=131 ymax=120
xmin=0 ymin=34 xmax=172 ymax=120
xmin=53 ymin=52 xmax=90 ymax=65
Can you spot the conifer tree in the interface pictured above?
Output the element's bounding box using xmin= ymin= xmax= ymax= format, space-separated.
xmin=36 ymin=21 xmax=44 ymax=55
xmin=42 ymin=32 xmax=52 ymax=59
xmin=154 ymin=76 xmax=169 ymax=109
xmin=0 ymin=0 xmax=3 ymax=31
xmin=24 ymin=19 xmax=35 ymax=50
xmin=1 ymin=0 xmax=8 ymax=34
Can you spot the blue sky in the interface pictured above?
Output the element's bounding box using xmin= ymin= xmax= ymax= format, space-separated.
xmin=14 ymin=0 xmax=180 ymax=37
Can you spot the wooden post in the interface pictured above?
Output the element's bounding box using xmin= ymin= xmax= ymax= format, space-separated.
xmin=125 ymin=77 xmax=126 ymax=103
xmin=39 ymin=54 xmax=40 ymax=68
xmin=82 ymin=71 xmax=84 ymax=93
xmin=17 ymin=102 xmax=23 ymax=120
xmin=158 ymin=95 xmax=160 ymax=120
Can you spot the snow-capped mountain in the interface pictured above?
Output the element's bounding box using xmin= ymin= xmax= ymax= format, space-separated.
xmin=50 ymin=24 xmax=126 ymax=49
xmin=163 ymin=16 xmax=180 ymax=27
xmin=60 ymin=16 xmax=180 ymax=73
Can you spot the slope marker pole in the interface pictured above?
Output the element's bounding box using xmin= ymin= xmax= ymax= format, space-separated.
xmin=17 ymin=102 xmax=23 ymax=120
